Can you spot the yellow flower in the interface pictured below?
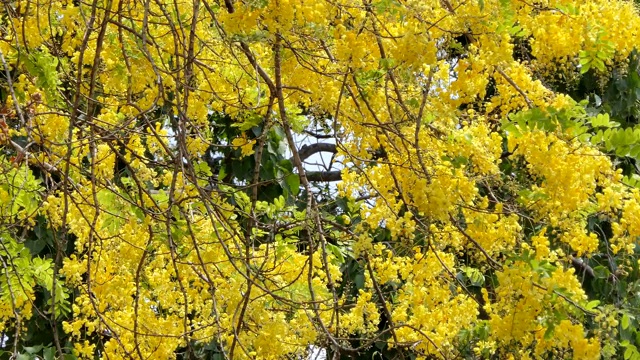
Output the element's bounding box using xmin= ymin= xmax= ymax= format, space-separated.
xmin=231 ymin=134 xmax=256 ymax=158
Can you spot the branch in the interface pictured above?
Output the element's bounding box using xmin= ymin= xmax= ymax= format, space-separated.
xmin=306 ymin=171 xmax=342 ymax=182
xmin=303 ymin=130 xmax=334 ymax=139
xmin=571 ymin=256 xmax=618 ymax=283
xmin=495 ymin=67 xmax=534 ymax=108
xmin=449 ymin=214 xmax=501 ymax=269
xmin=531 ymin=281 xmax=597 ymax=316
xmin=571 ymin=257 xmax=595 ymax=278
xmin=223 ymin=0 xmax=234 ymax=13
xmin=295 ymin=143 xmax=337 ymax=162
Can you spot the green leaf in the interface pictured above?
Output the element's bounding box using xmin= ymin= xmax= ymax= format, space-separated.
xmin=616 ymin=145 xmax=630 ymax=157
xmin=326 ymin=243 xmax=346 ymax=265
xmin=622 ymin=343 xmax=640 ymax=360
xmin=593 ymin=58 xmax=606 ymax=71
xmin=232 ymin=115 xmax=262 ymax=131
xmin=590 ymin=129 xmax=604 ymax=144
xmin=194 ymin=161 xmax=213 ymax=177
xmin=585 ymin=300 xmax=600 ymax=310
xmin=43 ymin=347 xmax=55 ymax=360
xmin=592 ymin=265 xmax=610 ymax=279
xmin=218 ymin=166 xmax=227 ymax=181
xmin=543 ymin=323 xmax=556 ymax=340
xmin=24 ymin=237 xmax=47 ymax=255
xmin=355 ymin=273 xmax=365 ymax=290
xmin=23 ymin=346 xmax=43 ymax=354
xmin=379 ymin=58 xmax=396 ymax=70
xmin=577 ymin=133 xmax=591 ymax=142
xmin=285 ymin=173 xmax=300 ymax=196
xmin=463 ymin=267 xmax=485 ymax=286
xmin=591 ymin=113 xmax=611 ymax=127
xmin=622 ymin=313 xmax=631 ymax=330
xmin=623 ymin=175 xmax=640 ymax=188
xmin=406 ymin=98 xmax=420 ymax=108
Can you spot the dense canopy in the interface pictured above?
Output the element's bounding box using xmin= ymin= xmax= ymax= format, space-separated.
xmin=2 ymin=0 xmax=640 ymax=359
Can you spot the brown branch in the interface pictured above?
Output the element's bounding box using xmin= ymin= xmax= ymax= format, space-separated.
xmin=363 ymin=254 xmax=405 ymax=360
xmin=495 ymin=67 xmax=534 ymax=108
xmin=303 ymin=130 xmax=335 ymax=139
xmin=306 ymin=171 xmax=342 ymax=182
xmin=295 ymin=143 xmax=338 ymax=162
xmin=571 ymin=256 xmax=618 ymax=283
xmin=531 ymin=282 xmax=597 ymax=316
xmin=273 ymin=33 xmax=344 ymax=351
xmin=223 ymin=0 xmax=234 ymax=13
xmin=571 ymin=257 xmax=596 ymax=278
xmin=449 ymin=214 xmax=502 ymax=269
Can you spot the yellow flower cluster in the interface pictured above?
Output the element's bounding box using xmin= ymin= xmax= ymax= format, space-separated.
xmin=231 ymin=134 xmax=256 ymax=159
xmin=4 ymin=0 xmax=640 ymax=358
xmin=485 ymin=262 xmax=597 ymax=358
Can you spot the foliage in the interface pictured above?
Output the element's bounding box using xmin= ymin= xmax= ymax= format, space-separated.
xmin=1 ymin=0 xmax=640 ymax=359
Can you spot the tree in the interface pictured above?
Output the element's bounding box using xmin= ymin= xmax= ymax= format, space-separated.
xmin=2 ymin=0 xmax=640 ymax=359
